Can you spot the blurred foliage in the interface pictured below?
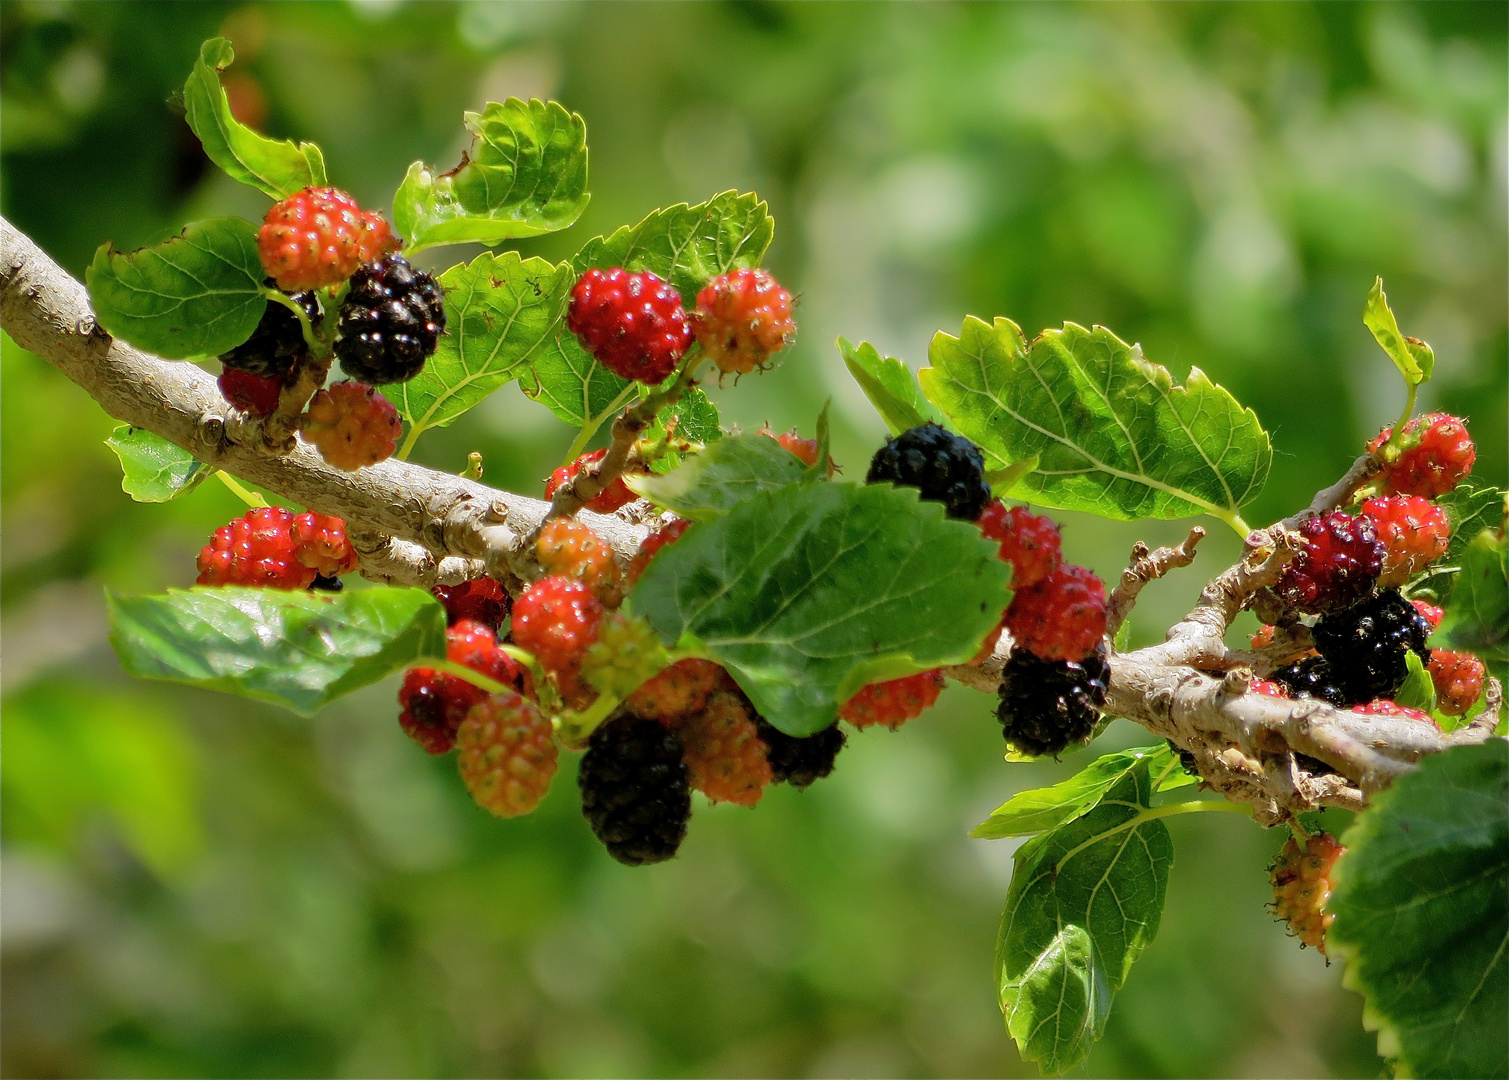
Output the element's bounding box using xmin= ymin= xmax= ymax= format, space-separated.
xmin=1 ymin=2 xmax=1504 ymax=1077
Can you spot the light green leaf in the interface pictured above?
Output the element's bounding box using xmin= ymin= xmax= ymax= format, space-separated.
xmin=523 ymin=334 xmax=637 ymax=429
xmin=631 ymin=481 xmax=1012 ymax=736
xmin=392 ymin=98 xmax=589 ymax=252
xmin=393 ymin=252 xmax=571 ymax=447
xmin=105 ymin=426 xmax=212 ymax=502
xmin=838 ymin=336 xmax=937 ymax=435
xmin=1439 ymin=526 xmax=1508 ymax=664
xmin=1329 ymin=741 xmax=1508 ymax=1079
xmin=972 ymin=745 xmax=1178 ymax=839
xmin=995 ymin=761 xmax=1173 ymax=1075
xmin=920 ymin=316 xmax=1271 ymax=527
xmin=182 ymin=38 xmax=326 ymax=200
xmin=1363 ymin=276 xmax=1435 ymax=387
xmin=86 ymin=217 xmax=266 ymax=359
xmin=108 ymin=587 xmax=447 ymax=717
xmin=1395 ymin=650 xmax=1438 ymax=713
xmin=627 ymin=433 xmax=805 ymax=520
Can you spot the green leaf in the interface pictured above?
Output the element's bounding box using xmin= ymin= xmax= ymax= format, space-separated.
xmin=522 ymin=334 xmax=637 ymax=429
xmin=182 ymin=38 xmax=326 ymax=200
xmin=803 ymin=402 xmax=833 ymax=482
xmin=393 ymin=252 xmax=571 ymax=445
xmin=571 ymin=190 xmax=774 ymax=303
xmin=392 ymin=98 xmax=589 ymax=253
xmin=627 ymin=433 xmax=805 ymax=520
xmin=995 ymin=760 xmax=1173 ymax=1075
xmin=631 ymin=481 xmax=1012 ymax=736
xmin=1329 ymin=742 xmax=1508 ymax=1079
xmin=1363 ymin=276 xmax=1435 ymax=387
xmin=1438 ymin=484 xmax=1507 ymax=568
xmin=86 ymin=218 xmax=267 ymax=359
xmin=108 ymin=587 xmax=447 ymax=717
xmin=1439 ymin=526 xmax=1509 ymax=663
xmin=1395 ymin=650 xmax=1438 ymax=713
xmin=838 ymin=336 xmax=936 ymax=435
xmin=920 ymin=317 xmax=1271 ymax=526
xmin=972 ymin=745 xmax=1178 ymax=839
xmin=105 ymin=426 xmax=212 ymax=502
xmin=642 ymin=388 xmax=722 ymax=475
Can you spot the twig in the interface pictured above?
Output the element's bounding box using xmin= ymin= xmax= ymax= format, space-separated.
xmin=1105 ymin=527 xmax=1204 ymax=637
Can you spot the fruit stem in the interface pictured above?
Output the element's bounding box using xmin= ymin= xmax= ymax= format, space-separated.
xmin=496 ymin=645 xmax=560 ymax=711
xmin=1384 ymin=383 xmax=1419 ymax=457
xmin=263 ymin=286 xmax=322 ymax=357
xmin=429 ymin=658 xmax=514 ymax=697
xmin=555 ymin=688 xmax=622 ymax=748
xmin=214 ymin=470 xmax=269 ymax=508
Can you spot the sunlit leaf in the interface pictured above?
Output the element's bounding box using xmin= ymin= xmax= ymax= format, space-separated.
xmin=1437 ymin=484 xmax=1506 ymax=568
xmin=838 ymin=336 xmax=937 ymax=435
xmin=523 ymin=334 xmax=637 ymax=429
xmin=627 ymin=433 xmax=804 ymax=520
xmin=642 ymin=388 xmax=722 ymax=475
xmin=105 ymin=425 xmax=212 ymax=502
xmin=1330 ymin=742 xmax=1508 ymax=1079
xmin=1394 ymin=650 xmax=1437 ymax=713
xmin=1363 ymin=277 xmax=1434 ymax=387
xmin=972 ymin=745 xmax=1179 ymax=839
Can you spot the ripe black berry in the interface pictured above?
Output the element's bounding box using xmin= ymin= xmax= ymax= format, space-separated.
xmin=1311 ymin=589 xmax=1431 ymax=704
xmin=1166 ymin=739 xmax=1200 ymax=777
xmin=996 ymin=645 xmax=1109 ymax=757
xmin=1269 ymin=655 xmax=1353 ymax=707
xmin=578 ymin=716 xmax=691 ymax=866
xmin=219 ymin=282 xmax=319 ymax=377
xmin=866 ymin=422 xmax=991 ymax=521
xmin=335 ymin=255 xmax=445 ymax=384
xmin=753 ymin=716 xmax=846 ymax=790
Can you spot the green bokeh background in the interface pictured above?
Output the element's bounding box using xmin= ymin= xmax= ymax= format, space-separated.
xmin=2 ymin=2 xmax=1505 ymax=1077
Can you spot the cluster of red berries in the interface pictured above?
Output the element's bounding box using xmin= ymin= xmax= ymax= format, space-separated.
xmin=567 ymin=266 xmax=794 ymax=384
xmin=196 ymin=506 xmax=358 ymax=589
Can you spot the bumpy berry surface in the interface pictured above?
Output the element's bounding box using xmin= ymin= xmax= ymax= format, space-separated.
xmin=1359 ymin=495 xmax=1450 ymax=587
xmin=510 ymin=575 xmax=603 ymax=684
xmin=628 ymin=519 xmax=692 ymax=584
xmin=334 ymin=255 xmax=445 ymax=384
xmin=1275 ymin=512 xmax=1384 ymax=615
xmin=220 ymin=285 xmax=319 ymax=377
xmin=624 ymin=658 xmax=726 ymax=725
xmin=290 ymin=512 xmax=359 ymax=578
xmin=978 ymin=501 xmax=1063 ymax=589
xmin=536 ymin=518 xmax=621 ymax=601
xmin=218 ymin=368 xmax=285 ymax=417
xmin=300 ymin=380 xmax=402 ymax=471
xmin=582 ymin=614 xmax=668 ymax=699
xmin=432 ymin=578 xmax=509 ymax=630
xmin=1311 ymin=590 xmax=1431 ymax=704
xmin=196 ymin=507 xmax=316 ymax=589
xmin=456 ymin=693 xmax=558 ymax=818
xmin=257 ymin=186 xmax=395 ymax=292
xmin=1412 ymin=599 xmax=1445 ymax=632
xmin=1351 ymin=700 xmax=1437 ymax=725
xmin=544 ymin=449 xmax=641 ymax=514
xmin=1428 ymin=650 xmax=1486 ymax=716
xmin=1004 ymin=564 xmax=1107 ymax=663
xmin=1270 ymin=655 xmax=1352 ymax=707
xmin=1270 ymin=832 xmax=1345 ymax=954
xmin=839 ymin=670 xmax=944 ymax=730
xmin=1368 ymin=413 xmax=1475 ymax=498
xmin=578 ymin=715 xmax=691 ymax=865
xmin=753 ymin=716 xmax=845 ymax=790
xmin=567 ymin=268 xmax=690 ymax=384
xmin=996 ymin=644 xmax=1109 ymax=757
xmin=866 ymin=422 xmax=991 ymax=522
xmin=398 ymin=620 xmax=530 ymax=754
xmin=691 ymin=268 xmax=795 ymax=376
xmin=679 ymin=691 xmax=773 ymax=806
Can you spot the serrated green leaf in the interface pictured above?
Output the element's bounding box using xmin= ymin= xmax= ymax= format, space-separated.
xmin=183 ymin=38 xmax=326 ymax=199
xmin=837 ymin=336 xmax=937 ymax=434
xmin=642 ymin=388 xmax=722 ymax=475
xmin=86 ymin=218 xmax=266 ymax=359
xmin=972 ymin=745 xmax=1178 ymax=839
xmin=920 ymin=317 xmax=1271 ymax=527
xmin=105 ymin=426 xmax=212 ymax=502
xmin=393 ymin=252 xmax=570 ymax=447
xmin=108 ymin=587 xmax=447 ymax=717
xmin=570 ymin=190 xmax=773 ymax=303
xmin=1395 ymin=650 xmax=1438 ymax=712
xmin=1437 ymin=484 xmax=1507 ymax=568
xmin=630 ymin=481 xmax=1011 ymax=736
xmin=393 ymin=98 xmax=589 ymax=253
xmin=627 ymin=433 xmax=805 ymax=520
xmin=995 ymin=761 xmax=1172 ymax=1075
xmin=1329 ymin=742 xmax=1508 ymax=1079
xmin=522 ymin=333 xmax=637 ymax=429
xmin=1438 ymin=527 xmax=1508 ymax=665
xmin=1363 ymin=276 xmax=1435 ymax=387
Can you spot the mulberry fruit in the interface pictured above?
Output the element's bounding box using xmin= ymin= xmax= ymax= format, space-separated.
xmin=1269 ymin=832 xmax=1345 ymax=954
xmin=398 ymin=620 xmax=530 ymax=754
xmin=753 ymin=716 xmax=845 ymax=790
xmin=1275 ymin=512 xmax=1384 ymax=614
xmin=196 ymin=506 xmax=315 ymax=589
xmin=1270 ymin=655 xmax=1352 ymax=708
xmin=536 ymin=517 xmax=621 ymax=602
xmin=839 ymin=669 xmax=944 ymax=729
xmin=334 ymin=254 xmax=446 ymax=384
xmin=1358 ymin=495 xmax=1450 ymax=587
xmin=1428 ymin=650 xmax=1486 ymax=716
xmin=1311 ymin=590 xmax=1431 ymax=704
xmin=300 ymin=380 xmax=402 ymax=471
xmin=456 ymin=693 xmax=558 ymax=817
xmin=996 ymin=644 xmax=1109 ymax=757
xmin=978 ymin=501 xmax=1063 ymax=589
xmin=691 ymin=268 xmax=795 ymax=376
xmin=1368 ymin=413 xmax=1475 ymax=499
xmin=257 ymin=186 xmax=395 ymax=292
xmin=432 ymin=577 xmax=509 ymax=630
xmin=219 ymin=284 xmax=319 ymax=377
xmin=866 ymin=421 xmax=991 ymax=522
xmin=545 ymin=448 xmax=642 ymax=515
xmin=624 ymin=658 xmax=726 ymax=725
xmin=578 ymin=715 xmax=691 ymax=865
xmin=567 ymin=268 xmax=690 ymax=384
xmin=1004 ymin=564 xmax=1107 ymax=663
xmin=290 ymin=511 xmax=359 ymax=578
xmin=628 ymin=518 xmax=692 ymax=585
xmin=679 ymin=691 xmax=773 ymax=806
xmin=218 ymin=368 xmax=285 ymax=418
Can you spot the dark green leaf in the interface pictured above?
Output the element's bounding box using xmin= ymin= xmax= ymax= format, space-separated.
xmin=921 ymin=316 xmax=1271 ymax=528
xmin=1329 ymin=742 xmax=1508 ymax=1079
xmin=1363 ymin=277 xmax=1434 ymax=386
xmin=630 ymin=481 xmax=1011 ymax=736
xmin=837 ymin=336 xmax=937 ymax=434
xmin=1439 ymin=527 xmax=1508 ymax=664
xmin=392 ymin=98 xmax=589 ymax=252
xmin=627 ymin=433 xmax=805 ymax=520
xmin=995 ymin=761 xmax=1173 ymax=1075
xmin=86 ymin=218 xmax=266 ymax=359
xmin=392 ymin=252 xmax=571 ymax=446
xmin=972 ymin=745 xmax=1178 ymax=839
xmin=105 ymin=426 xmax=212 ymax=502
xmin=182 ymin=38 xmax=326 ymax=199
xmin=108 ymin=587 xmax=447 ymax=717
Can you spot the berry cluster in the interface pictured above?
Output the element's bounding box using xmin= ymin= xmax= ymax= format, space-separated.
xmin=1366 ymin=412 xmax=1476 ymax=499
xmin=196 ymin=507 xmax=359 ymax=589
xmin=1269 ymin=831 xmax=1345 ymax=955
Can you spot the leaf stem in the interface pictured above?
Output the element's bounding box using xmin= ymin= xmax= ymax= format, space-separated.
xmin=1211 ymin=508 xmax=1252 ymax=539
xmin=215 ymin=470 xmax=268 ymax=508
